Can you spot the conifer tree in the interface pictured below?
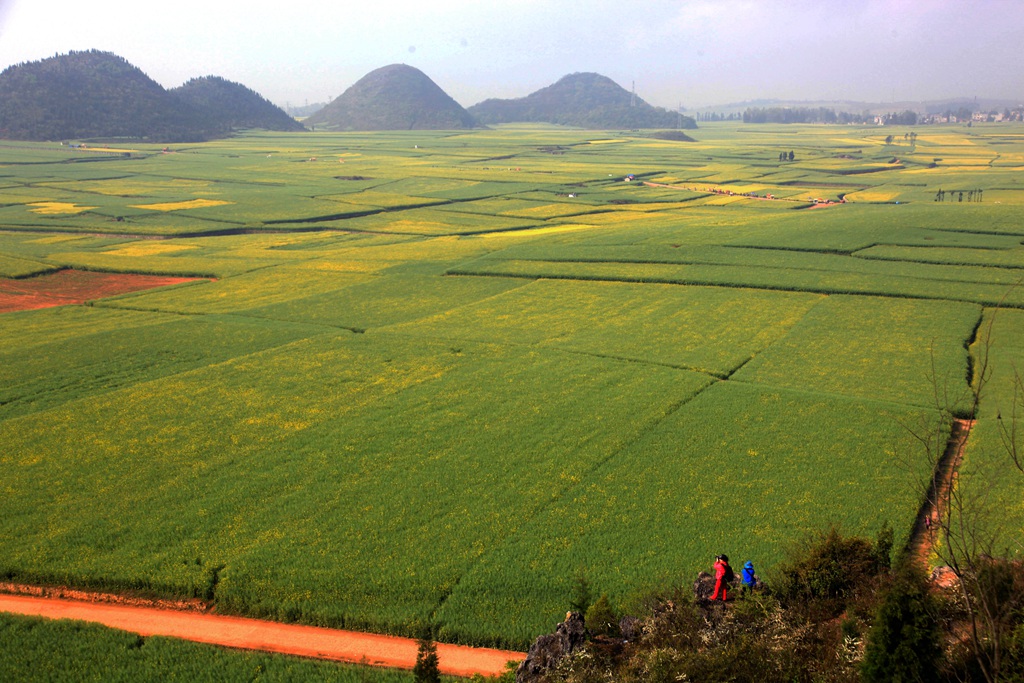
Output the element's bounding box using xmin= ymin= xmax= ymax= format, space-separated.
xmin=413 ymin=629 xmax=440 ymax=683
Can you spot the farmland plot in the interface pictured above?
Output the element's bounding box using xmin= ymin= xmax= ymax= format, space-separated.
xmin=388 ymin=278 xmax=822 ymax=375
xmin=732 ymin=295 xmax=981 ymax=409
xmin=1 ymin=124 xmax=1024 ymax=652
xmin=436 ymin=381 xmax=935 ymax=645
xmin=0 ymin=333 xmax=711 ymax=643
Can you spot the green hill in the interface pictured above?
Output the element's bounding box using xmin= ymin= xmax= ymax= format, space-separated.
xmin=468 ymin=72 xmax=696 ymax=130
xmin=0 ymin=51 xmax=301 ymax=142
xmin=304 ymin=64 xmax=478 ymax=131
xmin=170 ymin=76 xmax=305 ymax=133
xmin=0 ymin=50 xmax=202 ymax=141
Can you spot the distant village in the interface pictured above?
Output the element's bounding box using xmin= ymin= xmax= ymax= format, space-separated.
xmin=695 ymin=104 xmax=1024 ymax=126
xmin=920 ymin=106 xmax=1024 ymax=124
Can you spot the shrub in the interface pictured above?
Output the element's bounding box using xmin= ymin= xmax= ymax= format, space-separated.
xmin=584 ymin=594 xmax=618 ymax=637
xmin=770 ymin=527 xmax=883 ymax=619
xmin=861 ymin=562 xmax=942 ymax=683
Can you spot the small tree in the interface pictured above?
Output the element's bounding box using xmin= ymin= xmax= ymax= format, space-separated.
xmin=570 ymin=571 xmax=593 ymax=614
xmin=585 ymin=593 xmax=619 ymax=637
xmin=413 ymin=631 xmax=440 ymax=683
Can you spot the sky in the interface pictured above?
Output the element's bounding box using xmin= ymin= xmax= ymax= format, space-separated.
xmin=0 ymin=0 xmax=1021 ymax=110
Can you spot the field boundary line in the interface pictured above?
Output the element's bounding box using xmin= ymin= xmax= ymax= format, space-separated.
xmin=496 ymin=252 xmax=1024 ymax=285
xmin=446 ymin=268 xmax=1024 ymax=309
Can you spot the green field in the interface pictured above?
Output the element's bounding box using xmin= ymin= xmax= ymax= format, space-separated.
xmin=2 ymin=123 xmax=1023 ymax=652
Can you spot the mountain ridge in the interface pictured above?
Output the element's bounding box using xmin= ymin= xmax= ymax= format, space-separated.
xmin=468 ymin=72 xmax=696 ymax=129
xmin=0 ymin=50 xmax=302 ymax=142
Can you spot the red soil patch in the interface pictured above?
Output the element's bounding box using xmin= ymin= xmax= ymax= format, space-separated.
xmin=0 ymin=592 xmax=525 ymax=678
xmin=0 ymin=269 xmax=204 ymax=313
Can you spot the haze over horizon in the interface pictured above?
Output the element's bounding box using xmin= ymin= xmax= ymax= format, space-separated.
xmin=0 ymin=0 xmax=1021 ymax=111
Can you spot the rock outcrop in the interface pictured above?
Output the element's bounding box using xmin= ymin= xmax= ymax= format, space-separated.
xmin=516 ymin=611 xmax=587 ymax=683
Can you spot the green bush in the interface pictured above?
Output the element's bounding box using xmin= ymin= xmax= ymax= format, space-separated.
xmin=861 ymin=562 xmax=942 ymax=683
xmin=584 ymin=594 xmax=618 ymax=637
xmin=770 ymin=527 xmax=884 ymax=619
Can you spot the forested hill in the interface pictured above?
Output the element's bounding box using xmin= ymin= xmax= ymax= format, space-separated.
xmin=170 ymin=76 xmax=305 ymax=133
xmin=468 ymin=72 xmax=697 ymax=130
xmin=304 ymin=64 xmax=478 ymax=131
xmin=0 ymin=51 xmax=302 ymax=142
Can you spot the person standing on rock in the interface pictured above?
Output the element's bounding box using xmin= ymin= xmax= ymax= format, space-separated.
xmin=711 ymin=554 xmax=732 ymax=601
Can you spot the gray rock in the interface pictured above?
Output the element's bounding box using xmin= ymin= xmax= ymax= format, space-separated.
xmin=516 ymin=611 xmax=587 ymax=683
xmin=693 ymin=571 xmax=716 ymax=601
xmin=619 ymin=615 xmax=641 ymax=641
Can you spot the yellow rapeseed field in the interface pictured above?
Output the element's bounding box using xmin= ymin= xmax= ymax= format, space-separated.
xmin=130 ymin=199 xmax=233 ymax=211
xmin=104 ymin=243 xmax=198 ymax=257
xmin=480 ymin=223 xmax=600 ymax=239
xmin=28 ymin=201 xmax=97 ymax=214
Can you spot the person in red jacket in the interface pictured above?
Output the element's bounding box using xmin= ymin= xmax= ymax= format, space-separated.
xmin=711 ymin=554 xmax=733 ymax=601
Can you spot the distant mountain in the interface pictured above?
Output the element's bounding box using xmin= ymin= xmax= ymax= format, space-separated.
xmin=171 ymin=76 xmax=304 ymax=132
xmin=287 ymin=102 xmax=328 ymax=118
xmin=468 ymin=73 xmax=696 ymax=130
xmin=305 ymin=64 xmax=478 ymax=131
xmin=0 ymin=50 xmax=203 ymax=141
xmin=0 ymin=50 xmax=301 ymax=142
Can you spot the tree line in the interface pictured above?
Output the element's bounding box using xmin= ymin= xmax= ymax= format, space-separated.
xmin=935 ymin=188 xmax=984 ymax=202
xmin=742 ymin=107 xmax=919 ymax=126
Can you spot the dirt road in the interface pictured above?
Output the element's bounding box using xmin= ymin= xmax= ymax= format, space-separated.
xmin=908 ymin=418 xmax=974 ymax=573
xmin=0 ymin=594 xmax=524 ymax=678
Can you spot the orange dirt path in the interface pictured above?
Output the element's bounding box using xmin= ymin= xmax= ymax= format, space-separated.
xmin=909 ymin=418 xmax=974 ymax=575
xmin=0 ymin=594 xmax=525 ymax=678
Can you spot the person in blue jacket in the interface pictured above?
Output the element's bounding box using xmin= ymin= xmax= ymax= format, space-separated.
xmin=741 ymin=560 xmax=757 ymax=595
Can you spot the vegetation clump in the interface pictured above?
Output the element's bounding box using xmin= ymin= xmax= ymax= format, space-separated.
xmin=861 ymin=562 xmax=941 ymax=683
xmin=647 ymin=130 xmax=696 ymax=142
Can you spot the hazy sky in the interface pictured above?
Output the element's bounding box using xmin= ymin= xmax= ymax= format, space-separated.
xmin=0 ymin=0 xmax=1021 ymax=110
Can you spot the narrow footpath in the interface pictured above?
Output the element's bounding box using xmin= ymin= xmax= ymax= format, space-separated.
xmin=0 ymin=593 xmax=524 ymax=678
xmin=908 ymin=418 xmax=974 ymax=570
